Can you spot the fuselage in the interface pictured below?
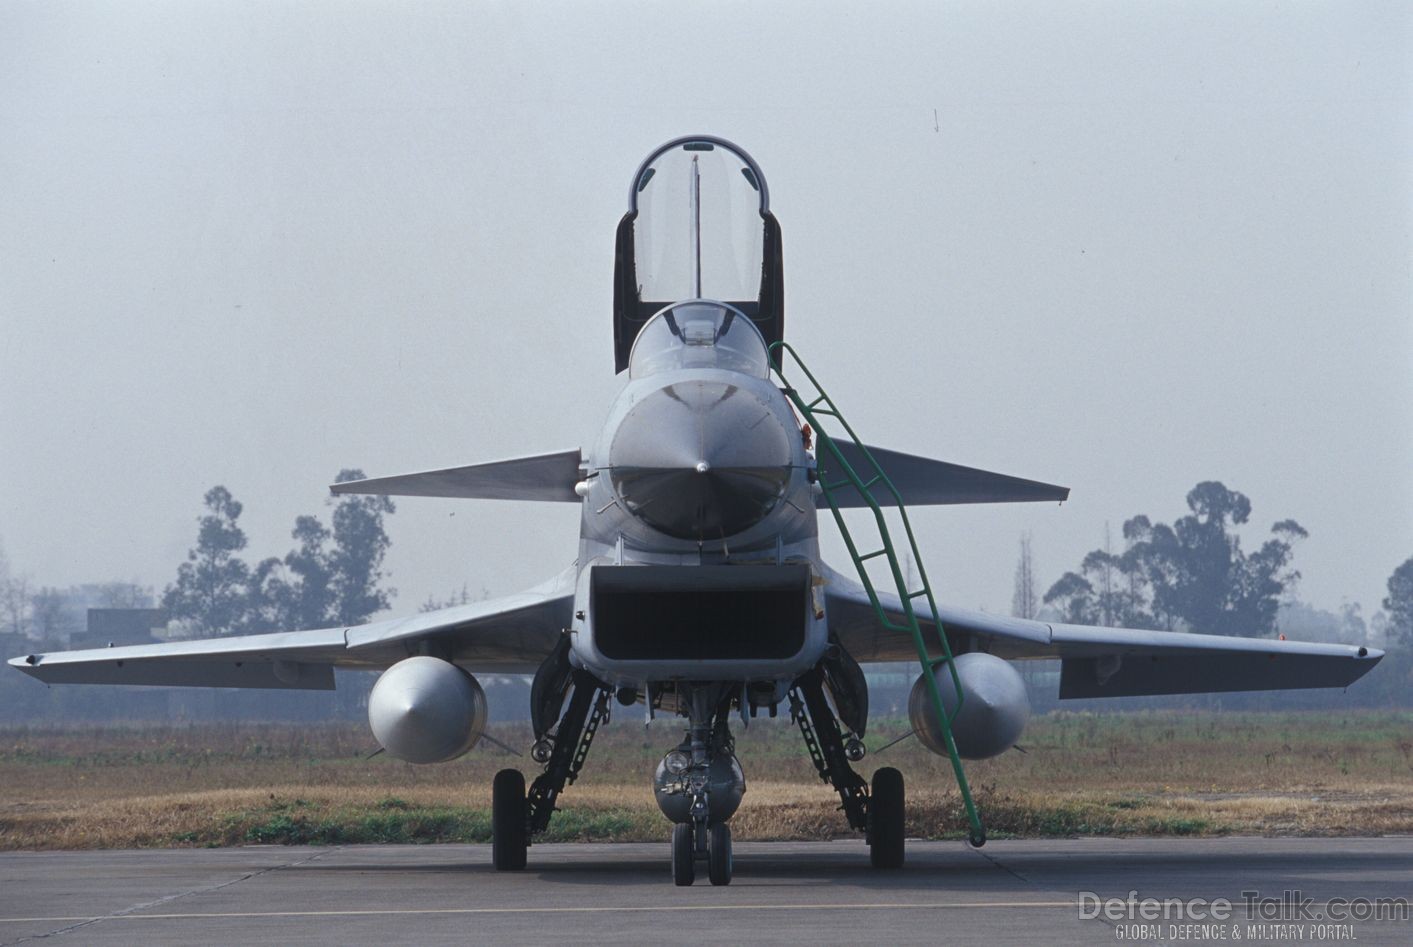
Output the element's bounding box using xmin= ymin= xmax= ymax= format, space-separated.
xmin=568 ymin=300 xmax=829 ymax=690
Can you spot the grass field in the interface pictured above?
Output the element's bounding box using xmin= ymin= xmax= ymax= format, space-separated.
xmin=2 ymin=711 xmax=1411 ymax=850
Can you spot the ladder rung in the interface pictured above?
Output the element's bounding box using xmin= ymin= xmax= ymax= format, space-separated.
xmin=772 ymin=343 xmax=986 ymax=846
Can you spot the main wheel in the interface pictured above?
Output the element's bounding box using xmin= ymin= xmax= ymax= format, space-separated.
xmin=707 ymin=822 xmax=733 ymax=886
xmin=671 ymin=822 xmax=696 ymax=886
xmin=492 ymin=768 xmax=528 ymax=871
xmin=869 ymin=766 xmax=905 ymax=869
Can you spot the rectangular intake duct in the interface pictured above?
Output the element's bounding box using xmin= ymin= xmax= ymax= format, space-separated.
xmin=590 ymin=564 xmax=810 ymax=661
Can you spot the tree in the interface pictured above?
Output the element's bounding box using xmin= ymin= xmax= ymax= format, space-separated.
xmin=96 ymin=582 xmax=154 ymax=609
xmin=1338 ymin=601 xmax=1367 ymax=645
xmin=0 ymin=545 xmax=32 ymax=638
xmin=1043 ymin=522 xmax=1163 ymax=630
xmin=164 ymin=474 xmax=397 ymax=638
xmin=1278 ymin=600 xmax=1369 ymax=646
xmin=162 ymin=486 xmax=253 ymax=636
xmin=1045 ymin=482 xmax=1305 ymax=636
xmin=1043 ymin=571 xmax=1097 ymax=624
xmin=1383 ymin=556 xmax=1413 ymax=647
xmin=29 ymin=587 xmax=79 ymax=642
xmin=422 ymin=584 xmax=476 ymax=613
xmin=1011 ymin=532 xmax=1038 ymax=620
xmin=328 ymin=469 xmax=396 ymax=625
xmin=246 ymin=515 xmax=338 ymax=632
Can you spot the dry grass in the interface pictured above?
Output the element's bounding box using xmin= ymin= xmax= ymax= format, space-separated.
xmin=2 ymin=711 xmax=1411 ymax=850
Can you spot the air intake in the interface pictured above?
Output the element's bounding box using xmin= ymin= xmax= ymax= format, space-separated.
xmin=591 ymin=564 xmax=808 ymax=661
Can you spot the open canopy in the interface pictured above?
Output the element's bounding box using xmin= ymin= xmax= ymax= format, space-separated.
xmin=613 ymin=136 xmax=784 ymax=373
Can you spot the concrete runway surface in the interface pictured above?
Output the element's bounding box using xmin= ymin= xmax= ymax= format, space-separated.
xmin=1 ymin=838 xmax=1409 ymax=945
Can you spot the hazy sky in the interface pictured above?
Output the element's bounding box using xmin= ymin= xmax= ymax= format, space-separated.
xmin=2 ymin=2 xmax=1409 ymax=627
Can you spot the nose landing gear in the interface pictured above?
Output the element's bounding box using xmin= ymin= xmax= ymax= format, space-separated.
xmin=658 ymin=684 xmax=743 ymax=886
xmin=707 ymin=822 xmax=734 ymax=886
xmin=671 ymin=822 xmax=695 ymax=886
xmin=669 ymin=815 xmax=734 ymax=886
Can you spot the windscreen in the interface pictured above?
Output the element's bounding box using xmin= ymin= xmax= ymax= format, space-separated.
xmin=628 ymin=302 xmax=770 ymax=379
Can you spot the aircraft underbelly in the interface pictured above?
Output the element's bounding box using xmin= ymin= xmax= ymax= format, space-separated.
xmin=571 ymin=563 xmax=827 ymax=684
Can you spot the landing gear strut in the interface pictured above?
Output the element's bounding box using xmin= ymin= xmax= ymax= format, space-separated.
xmin=791 ymin=667 xmax=906 ymax=868
xmin=492 ymin=669 xmax=611 ymax=872
xmin=657 ymin=684 xmax=742 ymax=886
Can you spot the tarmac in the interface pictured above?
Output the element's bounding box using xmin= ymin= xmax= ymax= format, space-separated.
xmin=1 ymin=838 xmax=1410 ymax=945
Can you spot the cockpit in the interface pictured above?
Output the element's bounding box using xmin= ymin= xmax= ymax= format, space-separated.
xmin=612 ymin=137 xmax=784 ymax=373
xmin=627 ymin=301 xmax=771 ymax=380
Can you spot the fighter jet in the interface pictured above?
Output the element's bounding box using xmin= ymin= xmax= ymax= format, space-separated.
xmin=10 ymin=136 xmax=1382 ymax=886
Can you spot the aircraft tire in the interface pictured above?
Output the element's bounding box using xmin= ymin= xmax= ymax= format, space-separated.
xmin=707 ymin=822 xmax=733 ymax=886
xmin=671 ymin=822 xmax=695 ymax=886
xmin=869 ymin=767 xmax=905 ymax=869
xmin=492 ymin=768 xmax=528 ymax=871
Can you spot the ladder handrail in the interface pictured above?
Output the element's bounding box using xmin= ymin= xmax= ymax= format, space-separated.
xmin=770 ymin=340 xmax=986 ymax=847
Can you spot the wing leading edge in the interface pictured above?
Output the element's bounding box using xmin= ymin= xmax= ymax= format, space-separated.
xmin=8 ymin=569 xmax=576 ymax=689
xmin=820 ymin=443 xmax=1069 ymax=508
xmin=330 ymin=450 xmax=583 ymax=502
xmin=822 ymin=564 xmax=1382 ymax=698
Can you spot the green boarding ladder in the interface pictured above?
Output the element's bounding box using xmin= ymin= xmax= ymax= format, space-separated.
xmin=770 ymin=341 xmax=986 ymax=847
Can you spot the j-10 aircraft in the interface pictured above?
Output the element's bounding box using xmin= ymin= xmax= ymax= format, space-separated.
xmin=11 ymin=137 xmax=1382 ymax=886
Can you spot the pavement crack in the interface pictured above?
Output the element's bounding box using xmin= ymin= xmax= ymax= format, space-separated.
xmin=970 ymin=845 xmax=1029 ymax=884
xmin=4 ymin=847 xmax=339 ymax=945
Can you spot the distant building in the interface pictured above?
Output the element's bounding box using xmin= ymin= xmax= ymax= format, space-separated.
xmin=69 ymin=608 xmax=167 ymax=650
xmin=0 ymin=631 xmax=32 ymax=660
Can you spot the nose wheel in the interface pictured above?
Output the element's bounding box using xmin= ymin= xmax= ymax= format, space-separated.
xmin=671 ymin=821 xmax=733 ymax=886
xmin=707 ymin=822 xmax=733 ymax=886
xmin=671 ymin=823 xmax=695 ymax=886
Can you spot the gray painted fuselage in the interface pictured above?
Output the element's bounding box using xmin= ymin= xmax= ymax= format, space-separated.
xmin=570 ymin=299 xmax=827 ymax=689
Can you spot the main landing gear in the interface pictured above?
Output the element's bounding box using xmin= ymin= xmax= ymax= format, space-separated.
xmin=492 ymin=659 xmax=897 ymax=881
xmin=492 ymin=668 xmax=610 ymax=872
xmin=492 ymin=664 xmax=744 ymax=886
xmin=790 ymin=667 xmax=905 ymax=869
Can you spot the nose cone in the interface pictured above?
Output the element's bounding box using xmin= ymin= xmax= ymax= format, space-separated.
xmin=609 ymin=380 xmax=794 ymax=541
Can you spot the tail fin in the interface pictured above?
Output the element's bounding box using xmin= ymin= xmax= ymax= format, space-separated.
xmin=819 ymin=442 xmax=1068 ymax=508
xmin=330 ymin=450 xmax=583 ymax=502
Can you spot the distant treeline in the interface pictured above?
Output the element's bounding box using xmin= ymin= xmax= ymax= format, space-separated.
xmin=2 ymin=479 xmax=1409 ymax=723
